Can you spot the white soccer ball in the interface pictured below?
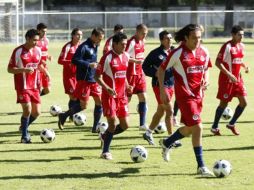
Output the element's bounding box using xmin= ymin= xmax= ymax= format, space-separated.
xmin=73 ymin=113 xmax=87 ymax=126
xmin=130 ymin=145 xmax=148 ymax=163
xmin=96 ymin=121 xmax=108 ymax=133
xmin=213 ymin=160 xmax=232 ymax=178
xmin=49 ymin=105 xmax=62 ymax=116
xmin=221 ymin=107 xmax=233 ymax=120
xmin=40 ymin=128 xmax=55 ymax=143
xmin=154 ymin=122 xmax=167 ymax=134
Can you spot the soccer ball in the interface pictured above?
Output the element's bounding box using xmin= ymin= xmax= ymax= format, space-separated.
xmin=213 ymin=160 xmax=232 ymax=178
xmin=40 ymin=128 xmax=55 ymax=143
xmin=49 ymin=105 xmax=62 ymax=116
xmin=221 ymin=107 xmax=233 ymax=120
xmin=130 ymin=145 xmax=148 ymax=163
xmin=73 ymin=113 xmax=87 ymax=126
xmin=154 ymin=122 xmax=167 ymax=134
xmin=96 ymin=121 xmax=108 ymax=133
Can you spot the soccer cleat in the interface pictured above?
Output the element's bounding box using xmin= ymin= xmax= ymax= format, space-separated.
xmin=21 ymin=137 xmax=32 ymax=144
xmin=139 ymin=124 xmax=148 ymax=131
xmin=100 ymin=152 xmax=113 ymax=160
xmin=58 ymin=113 xmax=66 ymax=130
xmin=211 ymin=128 xmax=221 ymax=136
xmin=143 ymin=132 xmax=155 ymax=145
xmin=159 ymin=139 xmax=171 ymax=162
xmin=172 ymin=140 xmax=182 ymax=148
xmin=197 ymin=166 xmax=215 ymax=177
xmin=226 ymin=124 xmax=240 ymax=135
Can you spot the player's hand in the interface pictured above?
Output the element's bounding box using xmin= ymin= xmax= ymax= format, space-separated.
xmin=126 ymin=85 xmax=133 ymax=94
xmin=89 ymin=62 xmax=98 ymax=69
xmin=202 ymin=81 xmax=209 ymax=90
xmin=48 ymin=55 xmax=52 ymax=62
xmin=106 ymin=87 xmax=117 ymax=96
xmin=228 ymin=73 xmax=237 ymax=83
xmin=24 ymin=68 xmax=34 ymax=74
xmin=245 ymin=66 xmax=250 ymax=73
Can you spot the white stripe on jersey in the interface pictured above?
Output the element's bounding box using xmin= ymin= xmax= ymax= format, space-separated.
xmin=103 ymin=53 xmax=116 ymax=97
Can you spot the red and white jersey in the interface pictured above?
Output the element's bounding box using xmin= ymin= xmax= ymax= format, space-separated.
xmin=96 ymin=50 xmax=129 ymax=98
xmin=103 ymin=36 xmax=113 ymax=55
xmin=58 ymin=41 xmax=79 ymax=78
xmin=216 ymin=40 xmax=244 ymax=81
xmin=161 ymin=44 xmax=212 ymax=99
xmin=37 ymin=36 xmax=49 ymax=62
xmin=8 ymin=45 xmax=42 ymax=91
xmin=125 ymin=35 xmax=145 ymax=75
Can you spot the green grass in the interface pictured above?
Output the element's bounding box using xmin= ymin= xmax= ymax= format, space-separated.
xmin=0 ymin=39 xmax=254 ymax=190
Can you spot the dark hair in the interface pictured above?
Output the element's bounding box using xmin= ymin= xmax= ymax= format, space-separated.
xmin=114 ymin=24 xmax=124 ymax=32
xmin=25 ymin=29 xmax=39 ymax=39
xmin=159 ymin=30 xmax=170 ymax=41
xmin=136 ymin=23 xmax=148 ymax=31
xmin=112 ymin=32 xmax=127 ymax=43
xmin=174 ymin=24 xmax=201 ymax=43
xmin=91 ymin=27 xmax=105 ymax=37
xmin=231 ymin=25 xmax=243 ymax=34
xmin=71 ymin=28 xmax=81 ymax=36
xmin=36 ymin=23 xmax=47 ymax=30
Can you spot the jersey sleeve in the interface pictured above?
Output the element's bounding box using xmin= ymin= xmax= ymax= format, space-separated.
xmin=160 ymin=50 xmax=177 ymax=71
xmin=125 ymin=40 xmax=135 ymax=58
xmin=58 ymin=43 xmax=71 ymax=65
xmin=96 ymin=54 xmax=107 ymax=75
xmin=216 ymin=43 xmax=230 ymax=64
xmin=8 ymin=49 xmax=18 ymax=69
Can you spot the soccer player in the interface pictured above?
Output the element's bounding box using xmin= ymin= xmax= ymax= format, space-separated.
xmin=211 ymin=25 xmax=249 ymax=136
xmin=58 ymin=28 xmax=105 ymax=133
xmin=58 ymin=28 xmax=83 ymax=121
xmin=103 ymin=24 xmax=124 ymax=55
xmin=125 ymin=23 xmax=148 ymax=130
xmin=7 ymin=29 xmax=48 ymax=143
xmin=157 ymin=24 xmax=214 ymax=177
xmin=36 ymin=23 xmax=52 ymax=96
xmin=95 ymin=32 xmax=131 ymax=160
xmin=142 ymin=30 xmax=181 ymax=147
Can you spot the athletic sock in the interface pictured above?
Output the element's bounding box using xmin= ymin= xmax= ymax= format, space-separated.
xmin=212 ymin=106 xmax=225 ymax=129
xmin=138 ymin=102 xmax=147 ymax=126
xmin=113 ymin=124 xmax=125 ymax=135
xmin=63 ymin=103 xmax=82 ymax=119
xmin=173 ymin=101 xmax=178 ymax=117
xmin=103 ymin=130 xmax=113 ymax=153
xmin=68 ymin=100 xmax=77 ymax=119
xmin=164 ymin=129 xmax=184 ymax=147
xmin=21 ymin=116 xmax=29 ymax=138
xmin=92 ymin=105 xmax=103 ymax=130
xmin=229 ymin=105 xmax=245 ymax=125
xmin=194 ymin=146 xmax=205 ymax=168
xmin=28 ymin=115 xmax=36 ymax=125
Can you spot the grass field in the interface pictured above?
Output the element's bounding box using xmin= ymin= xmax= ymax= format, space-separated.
xmin=0 ymin=38 xmax=254 ymax=190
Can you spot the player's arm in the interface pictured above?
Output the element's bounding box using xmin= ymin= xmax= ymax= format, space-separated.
xmin=142 ymin=51 xmax=157 ymax=77
xmin=7 ymin=66 xmax=34 ymax=74
xmin=72 ymin=45 xmax=93 ymax=67
xmin=38 ymin=64 xmax=51 ymax=80
xmin=94 ymin=73 xmax=116 ymax=96
xmin=215 ymin=59 xmax=237 ymax=82
xmin=241 ymin=63 xmax=250 ymax=73
xmin=58 ymin=45 xmax=71 ymax=65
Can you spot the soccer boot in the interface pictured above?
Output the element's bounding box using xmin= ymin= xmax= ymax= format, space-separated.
xmin=159 ymin=139 xmax=172 ymax=162
xmin=100 ymin=152 xmax=113 ymax=160
xmin=211 ymin=128 xmax=221 ymax=136
xmin=21 ymin=136 xmax=32 ymax=144
xmin=172 ymin=140 xmax=182 ymax=148
xmin=139 ymin=124 xmax=148 ymax=131
xmin=197 ymin=166 xmax=215 ymax=177
xmin=58 ymin=113 xmax=66 ymax=130
xmin=143 ymin=132 xmax=155 ymax=145
xmin=226 ymin=124 xmax=240 ymax=135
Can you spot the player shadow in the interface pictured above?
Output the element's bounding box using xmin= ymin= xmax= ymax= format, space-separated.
xmin=204 ymin=145 xmax=254 ymax=152
xmin=0 ymin=112 xmax=22 ymax=116
xmin=203 ymin=120 xmax=254 ymax=125
xmin=0 ymin=158 xmax=68 ymax=163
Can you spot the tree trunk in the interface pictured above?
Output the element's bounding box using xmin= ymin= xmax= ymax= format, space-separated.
xmin=224 ymin=0 xmax=234 ymax=33
xmin=190 ymin=0 xmax=199 ymax=24
xmin=160 ymin=0 xmax=168 ymax=27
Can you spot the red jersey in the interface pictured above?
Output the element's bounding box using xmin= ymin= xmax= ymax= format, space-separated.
xmin=216 ymin=40 xmax=244 ymax=81
xmin=8 ymin=45 xmax=42 ymax=91
xmin=125 ymin=35 xmax=145 ymax=75
xmin=58 ymin=41 xmax=79 ymax=79
xmin=161 ymin=44 xmax=211 ymax=99
xmin=96 ymin=50 xmax=129 ymax=98
xmin=37 ymin=36 xmax=49 ymax=62
xmin=103 ymin=36 xmax=113 ymax=55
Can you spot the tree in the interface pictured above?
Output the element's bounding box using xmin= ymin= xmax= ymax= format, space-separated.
xmin=224 ymin=0 xmax=234 ymax=33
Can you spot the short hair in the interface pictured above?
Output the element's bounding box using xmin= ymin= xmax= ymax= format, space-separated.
xmin=25 ymin=29 xmax=39 ymax=39
xmin=174 ymin=24 xmax=201 ymax=43
xmin=91 ymin=27 xmax=105 ymax=37
xmin=37 ymin=23 xmax=47 ymax=30
xmin=114 ymin=24 xmax=124 ymax=32
xmin=159 ymin=30 xmax=171 ymax=41
xmin=71 ymin=28 xmax=81 ymax=36
xmin=112 ymin=32 xmax=127 ymax=44
xmin=231 ymin=25 xmax=243 ymax=34
xmin=136 ymin=24 xmax=148 ymax=31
